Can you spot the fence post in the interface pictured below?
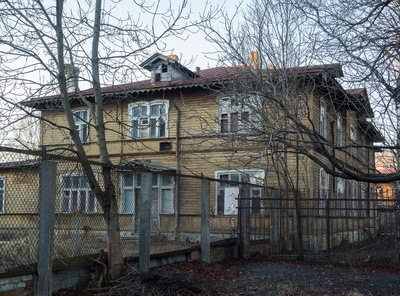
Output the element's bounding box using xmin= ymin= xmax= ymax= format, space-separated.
xmin=238 ymin=185 xmax=250 ymax=258
xmin=36 ymin=160 xmax=56 ymax=296
xmin=201 ymin=178 xmax=211 ymax=263
xmin=270 ymin=189 xmax=280 ymax=254
xmin=139 ymin=172 xmax=152 ymax=273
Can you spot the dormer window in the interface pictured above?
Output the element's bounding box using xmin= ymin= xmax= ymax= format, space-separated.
xmin=154 ymin=63 xmax=169 ymax=82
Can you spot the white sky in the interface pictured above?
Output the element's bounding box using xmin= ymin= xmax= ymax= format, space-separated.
xmin=132 ymin=0 xmax=249 ymax=71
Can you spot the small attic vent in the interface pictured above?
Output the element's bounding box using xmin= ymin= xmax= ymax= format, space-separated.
xmin=160 ymin=142 xmax=172 ymax=152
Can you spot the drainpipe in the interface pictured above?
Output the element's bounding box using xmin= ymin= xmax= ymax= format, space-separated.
xmin=173 ymin=102 xmax=180 ymax=238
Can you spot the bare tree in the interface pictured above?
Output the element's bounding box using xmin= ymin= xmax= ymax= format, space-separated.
xmin=0 ymin=0 xmax=217 ymax=279
xmin=197 ymin=0 xmax=400 ymax=186
xmin=299 ymin=0 xmax=400 ymax=178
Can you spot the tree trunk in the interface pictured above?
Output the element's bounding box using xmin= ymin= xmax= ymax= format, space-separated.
xmin=102 ymin=167 xmax=124 ymax=280
xmin=103 ymin=194 xmax=124 ymax=279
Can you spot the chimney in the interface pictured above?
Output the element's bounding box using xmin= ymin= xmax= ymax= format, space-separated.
xmin=250 ymin=51 xmax=260 ymax=69
xmin=167 ymin=54 xmax=179 ymax=62
xmin=64 ymin=64 xmax=80 ymax=93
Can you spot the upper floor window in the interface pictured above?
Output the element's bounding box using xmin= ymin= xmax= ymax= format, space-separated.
xmin=216 ymin=170 xmax=264 ymax=215
xmin=336 ymin=113 xmax=342 ymax=146
xmin=350 ymin=123 xmax=357 ymax=157
xmin=320 ymin=98 xmax=327 ymax=138
xmin=129 ymin=101 xmax=168 ymax=139
xmin=60 ymin=174 xmax=96 ymax=213
xmin=219 ymin=97 xmax=250 ymax=133
xmin=73 ymin=110 xmax=88 ymax=143
xmin=0 ymin=176 xmax=5 ymax=214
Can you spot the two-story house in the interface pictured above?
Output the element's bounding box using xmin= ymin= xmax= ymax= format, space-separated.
xmin=20 ymin=53 xmax=382 ymax=245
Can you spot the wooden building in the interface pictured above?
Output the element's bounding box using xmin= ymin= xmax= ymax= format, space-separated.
xmin=20 ymin=53 xmax=383 ymax=244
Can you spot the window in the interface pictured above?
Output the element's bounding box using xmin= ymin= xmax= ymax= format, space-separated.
xmin=320 ymin=98 xmax=327 ymax=138
xmin=154 ymin=63 xmax=169 ymax=82
xmin=61 ymin=175 xmax=95 ymax=213
xmin=219 ymin=97 xmax=250 ymax=133
xmin=73 ymin=110 xmax=88 ymax=143
xmin=336 ymin=178 xmax=345 ymax=216
xmin=129 ymin=101 xmax=168 ymax=139
xmin=0 ymin=176 xmax=5 ymax=213
xmin=319 ymin=168 xmax=329 ymax=215
xmin=336 ymin=113 xmax=342 ymax=146
xmin=121 ymin=173 xmax=174 ymax=215
xmin=350 ymin=123 xmax=357 ymax=157
xmin=349 ymin=180 xmax=358 ymax=217
xmin=216 ymin=170 xmax=264 ymax=215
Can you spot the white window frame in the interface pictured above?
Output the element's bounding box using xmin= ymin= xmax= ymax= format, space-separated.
xmin=336 ymin=113 xmax=342 ymax=146
xmin=218 ymin=97 xmax=251 ymax=133
xmin=320 ymin=98 xmax=327 ymax=138
xmin=319 ymin=168 xmax=329 ymax=215
xmin=215 ymin=169 xmax=264 ymax=216
xmin=60 ymin=174 xmax=96 ymax=213
xmin=350 ymin=123 xmax=357 ymax=157
xmin=129 ymin=100 xmax=168 ymax=139
xmin=0 ymin=176 xmax=5 ymax=214
xmin=121 ymin=173 xmax=175 ymax=215
xmin=72 ymin=109 xmax=89 ymax=143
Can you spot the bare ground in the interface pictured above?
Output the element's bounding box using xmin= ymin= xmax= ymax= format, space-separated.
xmin=54 ymin=257 xmax=400 ymax=295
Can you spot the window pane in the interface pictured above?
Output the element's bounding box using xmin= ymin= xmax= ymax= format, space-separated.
xmin=217 ymin=190 xmax=225 ymax=215
xmin=71 ymin=191 xmax=78 ymax=212
xmin=159 ymin=118 xmax=166 ymax=137
xmin=150 ymin=104 xmax=161 ymax=116
xmin=61 ymin=191 xmax=70 ymax=212
xmin=79 ymin=190 xmax=86 ymax=212
xmin=161 ymin=175 xmax=171 ymax=186
xmin=161 ymin=189 xmax=173 ymax=214
xmin=136 ymin=173 xmax=141 ymax=187
xmin=152 ymin=174 xmax=158 ymax=186
xmin=122 ymin=189 xmax=133 ymax=213
xmin=219 ymin=174 xmax=228 ymax=187
xmin=149 ymin=118 xmax=156 ymax=138
xmin=230 ymin=174 xmax=240 ymax=183
xmin=131 ymin=119 xmax=139 ymax=138
xmin=88 ymin=191 xmax=95 ymax=213
xmin=221 ymin=114 xmax=229 ymax=132
xmin=124 ymin=174 xmax=133 ymax=187
xmin=231 ymin=112 xmax=239 ymax=132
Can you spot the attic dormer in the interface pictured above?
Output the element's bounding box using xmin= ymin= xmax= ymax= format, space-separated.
xmin=140 ymin=53 xmax=199 ymax=83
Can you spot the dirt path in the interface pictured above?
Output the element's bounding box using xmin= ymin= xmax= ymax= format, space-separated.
xmin=55 ymin=258 xmax=400 ymax=295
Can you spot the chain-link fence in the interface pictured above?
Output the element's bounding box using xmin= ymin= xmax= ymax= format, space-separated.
xmin=0 ymin=155 xmax=41 ymax=273
xmin=1 ymin=153 xmax=399 ymax=274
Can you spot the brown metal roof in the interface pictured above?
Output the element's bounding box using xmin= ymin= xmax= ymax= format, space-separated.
xmin=21 ymin=63 xmax=345 ymax=108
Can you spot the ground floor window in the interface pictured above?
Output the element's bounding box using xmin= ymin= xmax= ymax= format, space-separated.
xmin=121 ymin=173 xmax=174 ymax=215
xmin=60 ymin=174 xmax=96 ymax=213
xmin=216 ymin=170 xmax=264 ymax=215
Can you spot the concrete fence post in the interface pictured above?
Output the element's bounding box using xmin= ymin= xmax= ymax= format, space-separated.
xmin=201 ymin=178 xmax=211 ymax=263
xmin=238 ymin=185 xmax=250 ymax=259
xmin=139 ymin=172 xmax=152 ymax=273
xmin=36 ymin=160 xmax=57 ymax=296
